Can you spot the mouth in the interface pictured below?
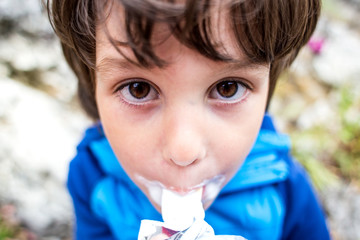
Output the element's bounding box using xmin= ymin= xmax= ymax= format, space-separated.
xmin=135 ymin=174 xmax=225 ymax=208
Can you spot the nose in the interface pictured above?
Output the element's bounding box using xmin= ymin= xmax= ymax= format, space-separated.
xmin=162 ymin=107 xmax=206 ymax=167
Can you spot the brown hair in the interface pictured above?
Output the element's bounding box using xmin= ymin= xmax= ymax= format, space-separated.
xmin=46 ymin=0 xmax=321 ymax=120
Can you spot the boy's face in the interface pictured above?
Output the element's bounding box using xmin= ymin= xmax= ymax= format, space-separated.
xmin=95 ymin=3 xmax=270 ymax=212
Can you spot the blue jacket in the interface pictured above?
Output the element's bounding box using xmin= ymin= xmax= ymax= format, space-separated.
xmin=67 ymin=114 xmax=331 ymax=239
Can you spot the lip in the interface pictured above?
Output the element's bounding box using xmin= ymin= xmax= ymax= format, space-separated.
xmin=135 ymin=174 xmax=225 ymax=207
xmin=167 ymin=184 xmax=204 ymax=196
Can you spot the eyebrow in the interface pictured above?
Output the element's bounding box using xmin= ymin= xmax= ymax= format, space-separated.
xmin=96 ymin=57 xmax=138 ymax=74
xmin=96 ymin=56 xmax=268 ymax=75
xmin=219 ymin=60 xmax=269 ymax=72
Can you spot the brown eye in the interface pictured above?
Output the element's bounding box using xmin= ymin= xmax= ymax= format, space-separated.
xmin=209 ymin=79 xmax=248 ymax=102
xmin=216 ymin=81 xmax=238 ymax=98
xmin=118 ymin=80 xmax=159 ymax=104
xmin=129 ymin=82 xmax=150 ymax=99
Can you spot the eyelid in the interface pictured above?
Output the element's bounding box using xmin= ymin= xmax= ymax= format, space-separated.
xmin=207 ymin=77 xmax=253 ymax=98
xmin=208 ymin=77 xmax=253 ymax=92
xmin=114 ymin=78 xmax=160 ymax=94
xmin=114 ymin=78 xmax=160 ymax=106
xmin=207 ymin=77 xmax=252 ymax=105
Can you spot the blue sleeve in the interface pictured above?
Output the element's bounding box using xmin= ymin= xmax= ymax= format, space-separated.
xmin=279 ymin=158 xmax=331 ymax=240
xmin=67 ymin=143 xmax=115 ymax=240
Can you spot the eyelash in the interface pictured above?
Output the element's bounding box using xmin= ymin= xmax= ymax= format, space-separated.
xmin=114 ymin=78 xmax=252 ymax=108
xmin=208 ymin=78 xmax=252 ymax=106
xmin=114 ymin=80 xmax=160 ymax=107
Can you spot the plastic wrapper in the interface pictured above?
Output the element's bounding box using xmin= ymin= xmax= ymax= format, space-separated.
xmin=137 ymin=188 xmax=246 ymax=240
xmin=137 ymin=218 xmax=246 ymax=240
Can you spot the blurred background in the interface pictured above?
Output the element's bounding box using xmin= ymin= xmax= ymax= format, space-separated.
xmin=0 ymin=0 xmax=359 ymax=239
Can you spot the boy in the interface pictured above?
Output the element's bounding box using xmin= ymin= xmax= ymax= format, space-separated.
xmin=46 ymin=0 xmax=330 ymax=239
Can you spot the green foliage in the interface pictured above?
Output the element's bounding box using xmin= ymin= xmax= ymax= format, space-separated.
xmin=290 ymin=85 xmax=360 ymax=189
xmin=291 ymin=128 xmax=339 ymax=190
xmin=333 ymin=87 xmax=360 ymax=181
xmin=321 ymin=0 xmax=349 ymax=21
xmin=0 ymin=216 xmax=16 ymax=240
xmin=322 ymin=0 xmax=340 ymax=18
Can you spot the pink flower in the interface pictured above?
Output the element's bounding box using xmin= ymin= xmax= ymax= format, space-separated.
xmin=308 ymin=37 xmax=325 ymax=55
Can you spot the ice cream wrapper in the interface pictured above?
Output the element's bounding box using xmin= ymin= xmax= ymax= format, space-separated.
xmin=137 ymin=218 xmax=246 ymax=240
xmin=137 ymin=188 xmax=246 ymax=240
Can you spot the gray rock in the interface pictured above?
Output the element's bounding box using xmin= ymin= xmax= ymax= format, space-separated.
xmin=0 ymin=77 xmax=91 ymax=237
xmin=312 ymin=20 xmax=360 ymax=87
xmin=321 ymin=183 xmax=360 ymax=240
xmin=0 ymin=0 xmax=53 ymax=37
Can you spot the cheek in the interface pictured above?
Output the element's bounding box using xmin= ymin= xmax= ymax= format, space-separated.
xmin=96 ymin=98 xmax=157 ymax=176
xmin=211 ymin=114 xmax=263 ymax=174
xmin=103 ymin=119 xmax=157 ymax=174
xmin=215 ymin=134 xmax=255 ymax=169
